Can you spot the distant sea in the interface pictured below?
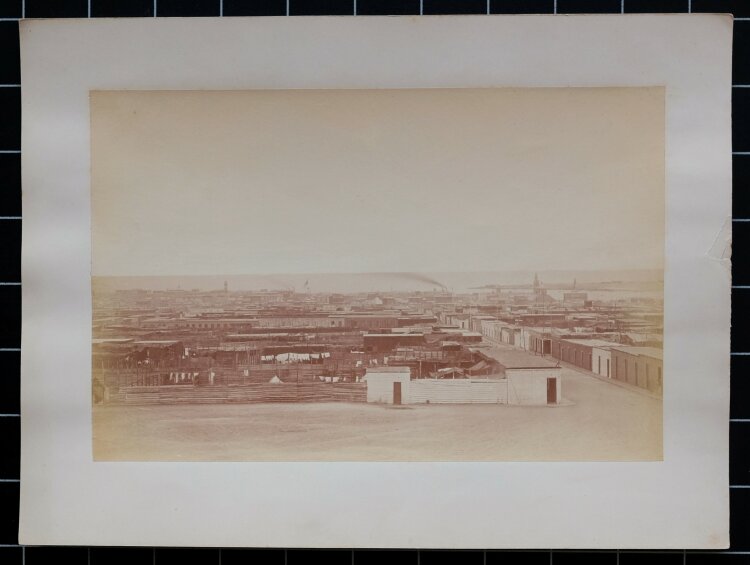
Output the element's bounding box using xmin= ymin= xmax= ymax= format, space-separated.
xmin=93 ymin=269 xmax=662 ymax=295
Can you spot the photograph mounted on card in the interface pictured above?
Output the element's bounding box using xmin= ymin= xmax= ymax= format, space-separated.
xmin=90 ymin=86 xmax=665 ymax=463
xmin=19 ymin=15 xmax=731 ymax=549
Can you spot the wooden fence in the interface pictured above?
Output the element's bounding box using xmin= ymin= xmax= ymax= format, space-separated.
xmin=107 ymin=383 xmax=367 ymax=405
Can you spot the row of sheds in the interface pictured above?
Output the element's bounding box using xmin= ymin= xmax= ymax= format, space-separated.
xmin=474 ymin=320 xmax=663 ymax=396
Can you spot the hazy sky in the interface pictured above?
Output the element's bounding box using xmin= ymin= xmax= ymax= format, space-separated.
xmin=91 ymin=88 xmax=664 ymax=277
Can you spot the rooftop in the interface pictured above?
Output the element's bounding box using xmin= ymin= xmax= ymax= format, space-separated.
xmin=475 ymin=346 xmax=559 ymax=369
xmin=562 ymin=339 xmax=621 ymax=348
xmin=611 ymin=346 xmax=663 ymax=360
xmin=623 ymin=333 xmax=663 ymax=341
xmin=227 ymin=333 xmax=291 ymax=338
xmin=365 ymin=366 xmax=412 ymax=373
xmin=364 ymin=333 xmax=425 ymax=338
xmin=329 ymin=312 xmax=401 ymax=318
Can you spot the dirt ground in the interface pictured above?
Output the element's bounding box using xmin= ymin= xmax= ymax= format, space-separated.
xmin=93 ymin=367 xmax=662 ymax=461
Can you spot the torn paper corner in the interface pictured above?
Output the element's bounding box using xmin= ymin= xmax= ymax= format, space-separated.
xmin=707 ymin=216 xmax=732 ymax=275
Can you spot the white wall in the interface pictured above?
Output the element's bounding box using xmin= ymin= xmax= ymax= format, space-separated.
xmin=516 ymin=328 xmax=531 ymax=351
xmin=592 ymin=348 xmax=611 ymax=378
xmin=407 ymin=379 xmax=507 ymax=404
xmin=501 ymin=328 xmax=512 ymax=344
xmin=366 ymin=369 xmax=562 ymax=406
xmin=512 ymin=329 xmax=521 ymax=346
xmin=480 ymin=319 xmax=503 ymax=343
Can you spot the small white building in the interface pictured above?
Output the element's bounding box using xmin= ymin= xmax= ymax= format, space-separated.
xmin=478 ymin=346 xmax=563 ymax=405
xmin=364 ymin=367 xmax=411 ymax=404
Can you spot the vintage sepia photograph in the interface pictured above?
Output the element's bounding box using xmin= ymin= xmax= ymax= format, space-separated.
xmin=90 ymin=87 xmax=665 ymax=462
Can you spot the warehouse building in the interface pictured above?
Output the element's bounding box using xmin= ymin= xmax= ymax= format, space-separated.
xmin=363 ymin=333 xmax=426 ymax=353
xmin=611 ymin=347 xmax=663 ymax=395
xmin=551 ymin=338 xmax=619 ymax=372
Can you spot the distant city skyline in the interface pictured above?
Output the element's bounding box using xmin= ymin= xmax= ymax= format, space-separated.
xmin=92 ymin=268 xmax=663 ymax=294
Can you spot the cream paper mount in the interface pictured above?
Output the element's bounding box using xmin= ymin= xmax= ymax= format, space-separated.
xmin=19 ymin=15 xmax=732 ymax=548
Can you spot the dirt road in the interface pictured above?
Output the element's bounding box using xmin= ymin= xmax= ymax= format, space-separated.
xmin=93 ymin=368 xmax=661 ymax=461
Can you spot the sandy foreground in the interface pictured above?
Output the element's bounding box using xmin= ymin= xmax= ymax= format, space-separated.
xmin=93 ymin=367 xmax=662 ymax=462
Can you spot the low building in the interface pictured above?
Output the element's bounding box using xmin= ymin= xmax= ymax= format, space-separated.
xmin=398 ymin=314 xmax=438 ymax=327
xmin=475 ymin=347 xmax=563 ymax=405
xmin=334 ymin=314 xmax=400 ymax=330
xmin=438 ymin=330 xmax=483 ymax=344
xmin=621 ymin=333 xmax=664 ymax=348
xmin=364 ymin=367 xmax=411 ymax=403
xmin=500 ymin=326 xmax=520 ymax=346
xmin=552 ymin=338 xmax=619 ymax=372
xmin=141 ymin=318 xmax=257 ymax=331
xmin=610 ymin=347 xmax=663 ymax=395
xmin=479 ymin=319 xmax=504 ymax=343
xmin=440 ymin=313 xmax=470 ymax=329
xmin=133 ymin=340 xmax=185 ymax=360
xmin=363 ymin=333 xmax=426 ymax=352
xmin=525 ymin=328 xmax=553 ymax=355
xmin=563 ymin=292 xmax=588 ymax=307
xmin=470 ymin=315 xmax=496 ymax=334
